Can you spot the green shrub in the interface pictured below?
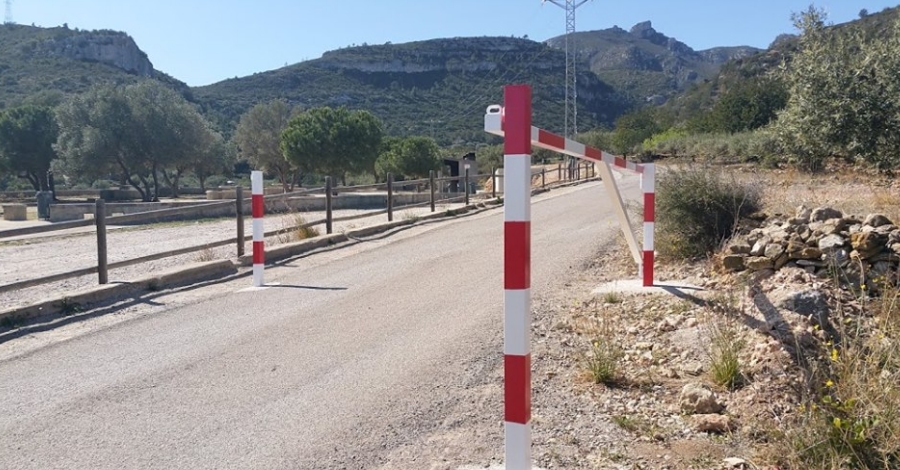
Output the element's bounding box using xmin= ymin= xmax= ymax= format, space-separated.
xmin=656 ymin=166 xmax=762 ymax=259
xmin=640 ymin=129 xmax=781 ymax=162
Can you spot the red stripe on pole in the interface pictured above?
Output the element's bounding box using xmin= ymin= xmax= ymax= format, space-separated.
xmin=252 ymin=194 xmax=264 ymax=218
xmin=253 ymin=241 xmax=265 ymax=265
xmin=644 ymin=193 xmax=655 ymax=222
xmin=643 ymin=251 xmax=654 ymax=287
xmin=614 ymin=156 xmax=626 ymax=168
xmin=503 ymin=86 xmax=532 ymax=155
xmin=504 ymin=221 xmax=531 ymax=290
xmin=504 ymin=354 xmax=531 ymax=424
xmin=538 ymin=129 xmax=565 ymax=151
xmin=585 ymin=146 xmax=602 ymax=161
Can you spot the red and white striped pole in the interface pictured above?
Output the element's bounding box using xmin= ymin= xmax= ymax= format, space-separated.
xmin=503 ymin=84 xmax=532 ymax=470
xmin=251 ymin=170 xmax=265 ymax=287
xmin=641 ymin=163 xmax=655 ymax=287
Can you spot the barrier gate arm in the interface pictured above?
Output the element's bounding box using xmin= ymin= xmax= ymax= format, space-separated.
xmin=484 ymin=106 xmax=645 ymax=274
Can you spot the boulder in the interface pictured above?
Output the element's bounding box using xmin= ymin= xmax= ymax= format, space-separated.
xmin=745 ymin=256 xmax=774 ymax=271
xmin=795 ymin=205 xmax=812 ymax=223
xmin=750 ymin=237 xmax=772 ymax=256
xmin=764 ymin=243 xmax=785 ymax=259
xmin=680 ymin=383 xmax=725 ymax=414
xmin=727 ymin=241 xmax=752 ymax=255
xmin=819 ymin=234 xmax=846 ymax=252
xmin=864 ymin=213 xmax=893 ymax=228
xmin=692 ymin=414 xmax=734 ymax=433
xmin=722 ymin=255 xmax=746 ymax=271
xmin=851 ymin=231 xmax=887 ymax=252
xmin=810 ymin=206 xmax=843 ymax=222
xmin=772 ymin=288 xmax=830 ymax=318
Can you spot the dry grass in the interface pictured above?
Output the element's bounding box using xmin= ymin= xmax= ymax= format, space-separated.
xmin=729 ymin=161 xmax=900 ymax=221
xmin=275 ymin=211 xmax=321 ymax=245
xmin=194 ymin=248 xmax=216 ymax=262
xmin=770 ymin=284 xmax=900 ymax=469
xmin=576 ymin=302 xmax=624 ymax=386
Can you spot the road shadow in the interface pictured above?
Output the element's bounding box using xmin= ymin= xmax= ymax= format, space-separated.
xmin=0 ymin=273 xmax=245 ymax=346
xmin=269 ymin=284 xmax=347 ymax=291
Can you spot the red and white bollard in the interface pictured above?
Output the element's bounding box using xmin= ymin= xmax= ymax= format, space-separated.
xmin=503 ymin=84 xmax=532 ymax=470
xmin=251 ymin=170 xmax=265 ymax=287
xmin=641 ymin=164 xmax=655 ymax=287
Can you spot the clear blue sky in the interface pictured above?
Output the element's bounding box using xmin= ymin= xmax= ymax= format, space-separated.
xmin=12 ymin=0 xmax=899 ymax=86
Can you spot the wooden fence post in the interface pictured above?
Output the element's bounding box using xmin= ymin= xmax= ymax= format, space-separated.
xmin=464 ymin=167 xmax=470 ymax=206
xmin=429 ymin=170 xmax=436 ymax=213
xmin=95 ymin=199 xmax=108 ymax=285
xmin=387 ymin=173 xmax=394 ymax=222
xmin=236 ymin=186 xmax=245 ymax=257
xmin=325 ymin=176 xmax=333 ymax=234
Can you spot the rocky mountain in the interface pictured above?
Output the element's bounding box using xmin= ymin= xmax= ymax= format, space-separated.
xmin=36 ymin=28 xmax=154 ymax=76
xmin=0 ymin=24 xmax=186 ymax=108
xmin=193 ymin=37 xmax=631 ymax=144
xmin=663 ymin=6 xmax=900 ymax=124
xmin=547 ymin=21 xmax=761 ymax=104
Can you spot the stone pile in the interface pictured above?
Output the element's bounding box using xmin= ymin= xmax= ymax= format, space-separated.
xmin=722 ymin=206 xmax=900 ymax=290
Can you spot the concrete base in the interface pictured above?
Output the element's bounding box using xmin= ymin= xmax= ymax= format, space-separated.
xmin=0 ymin=260 xmax=237 ymax=326
xmin=592 ymin=279 xmax=705 ymax=297
xmin=2 ymin=204 xmax=27 ymax=221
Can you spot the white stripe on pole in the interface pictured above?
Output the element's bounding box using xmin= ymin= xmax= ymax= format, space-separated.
xmin=504 ymin=289 xmax=531 ymax=356
xmin=505 ymin=422 xmax=532 ymax=470
xmin=503 ymin=154 xmax=532 ymax=222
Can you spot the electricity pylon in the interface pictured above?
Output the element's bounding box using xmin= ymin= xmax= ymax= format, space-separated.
xmin=4 ymin=0 xmax=13 ymax=25
xmin=543 ymin=0 xmax=592 ymax=138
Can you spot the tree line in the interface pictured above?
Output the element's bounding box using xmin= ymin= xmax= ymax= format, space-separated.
xmin=0 ymin=81 xmax=446 ymax=201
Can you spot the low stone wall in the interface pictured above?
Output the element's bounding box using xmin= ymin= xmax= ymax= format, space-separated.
xmin=722 ymin=205 xmax=900 ymax=291
xmin=2 ymin=204 xmax=27 ymax=221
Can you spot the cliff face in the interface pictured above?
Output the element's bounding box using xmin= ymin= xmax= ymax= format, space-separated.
xmin=546 ymin=21 xmax=763 ymax=101
xmin=317 ymin=37 xmax=559 ymax=74
xmin=38 ymin=29 xmax=155 ymax=77
xmin=194 ymin=36 xmax=632 ymax=143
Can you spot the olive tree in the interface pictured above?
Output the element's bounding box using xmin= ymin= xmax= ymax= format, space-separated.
xmin=0 ymin=106 xmax=58 ymax=191
xmin=233 ymin=100 xmax=300 ymax=192
xmin=56 ymin=82 xmax=215 ymax=201
xmin=775 ymin=7 xmax=900 ymax=170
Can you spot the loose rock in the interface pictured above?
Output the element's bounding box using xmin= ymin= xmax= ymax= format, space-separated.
xmin=679 ymin=383 xmax=725 ymax=414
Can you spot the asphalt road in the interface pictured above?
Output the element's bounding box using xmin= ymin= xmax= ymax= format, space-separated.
xmin=0 ymin=177 xmax=640 ymax=470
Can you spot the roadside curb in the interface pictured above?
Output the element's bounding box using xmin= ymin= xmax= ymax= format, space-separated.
xmin=0 ymin=260 xmax=236 ymax=326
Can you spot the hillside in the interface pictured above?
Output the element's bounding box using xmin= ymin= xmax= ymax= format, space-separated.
xmin=547 ymin=22 xmax=761 ymax=104
xmin=663 ymin=6 xmax=900 ymax=124
xmin=192 ymin=37 xmax=631 ymax=145
xmin=0 ymin=23 xmax=187 ymax=109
